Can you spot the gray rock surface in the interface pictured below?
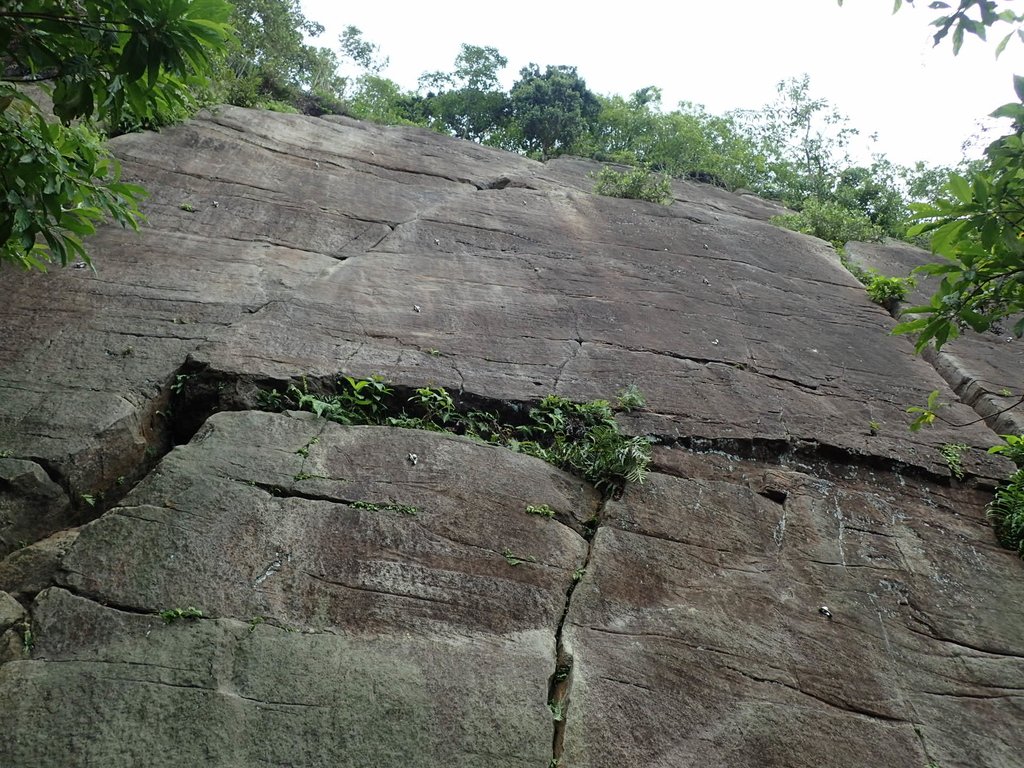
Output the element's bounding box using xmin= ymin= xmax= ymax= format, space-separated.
xmin=0 ymin=458 xmax=70 ymax=558
xmin=0 ymin=106 xmax=1022 ymax=766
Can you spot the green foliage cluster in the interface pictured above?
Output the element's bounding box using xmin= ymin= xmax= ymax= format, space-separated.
xmin=883 ymin=2 xmax=1024 ymax=352
xmin=939 ymin=442 xmax=969 ymax=480
xmin=509 ymin=64 xmax=600 ymax=158
xmin=525 ymin=504 xmax=556 ymax=518
xmin=264 ymin=378 xmax=651 ymax=497
xmin=987 ymin=434 xmax=1024 ymax=558
xmin=0 ymin=0 xmax=232 ymax=269
xmin=988 ymin=433 xmax=1024 ymax=466
xmin=772 ymin=198 xmax=883 ymax=250
xmin=615 ymin=384 xmax=647 ymax=412
xmin=217 ymin=1 xmax=347 ymax=115
xmin=158 ymin=606 xmax=203 ymax=623
xmin=864 ymin=273 xmax=916 ymax=307
xmin=593 ymin=166 xmax=672 ymax=205
xmin=842 ymin=260 xmax=916 ymax=308
xmin=349 ymin=500 xmax=418 ymax=516
xmin=988 ymin=469 xmax=1024 ymax=556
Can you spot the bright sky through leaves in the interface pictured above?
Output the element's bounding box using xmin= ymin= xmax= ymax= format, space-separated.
xmin=301 ymin=0 xmax=1024 ymax=167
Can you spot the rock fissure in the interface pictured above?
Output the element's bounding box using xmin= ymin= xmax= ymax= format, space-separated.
xmin=547 ymin=501 xmax=605 ymax=767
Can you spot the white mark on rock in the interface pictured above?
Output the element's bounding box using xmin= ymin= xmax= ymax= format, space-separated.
xmin=773 ymin=507 xmax=787 ymax=547
xmin=254 ymin=551 xmax=291 ymax=587
xmin=832 ymin=495 xmax=847 ymax=567
xmin=413 ymin=305 xmax=421 ymax=313
xmin=818 ymin=606 xmax=832 ymax=619
xmin=407 ymin=452 xmax=418 ymax=466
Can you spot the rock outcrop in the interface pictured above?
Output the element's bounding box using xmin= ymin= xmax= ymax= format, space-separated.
xmin=0 ymin=107 xmax=1021 ymax=767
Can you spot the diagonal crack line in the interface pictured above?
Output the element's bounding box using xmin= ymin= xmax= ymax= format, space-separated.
xmin=303 ymin=571 xmax=457 ymax=608
xmin=920 ymin=690 xmax=1024 ymax=701
xmin=585 ymin=340 xmax=823 ymax=392
xmin=903 ymin=621 xmax=1024 ymax=660
xmin=723 ymin=663 xmax=908 ymax=724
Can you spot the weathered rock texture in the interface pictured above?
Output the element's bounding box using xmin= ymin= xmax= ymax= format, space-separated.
xmin=0 ymin=106 xmax=1022 ymax=767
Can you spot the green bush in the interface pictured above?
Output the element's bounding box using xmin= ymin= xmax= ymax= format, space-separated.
xmin=770 ymin=197 xmax=883 ymax=250
xmin=839 ymin=259 xmax=915 ymax=309
xmin=988 ymin=468 xmax=1024 ymax=557
xmin=593 ymin=167 xmax=672 ymax=205
xmin=988 ymin=434 xmax=1024 ymax=467
xmin=865 ymin=272 xmax=915 ymax=307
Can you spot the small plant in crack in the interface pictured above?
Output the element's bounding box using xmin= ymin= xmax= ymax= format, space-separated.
xmin=525 ymin=503 xmax=557 ymax=518
xmin=615 ymin=384 xmax=646 ymax=412
xmin=939 ymin=443 xmax=969 ymax=480
xmin=258 ymin=388 xmax=286 ymax=411
xmin=20 ymin=620 xmax=33 ymax=654
xmin=987 ymin=468 xmax=1024 ymax=557
xmin=80 ymin=492 xmax=102 ymax=507
xmin=407 ymin=386 xmax=456 ymax=426
xmin=572 ymin=567 xmax=586 ymax=582
xmin=248 ymin=616 xmax=265 ymax=634
xmin=293 ymin=472 xmax=330 ymax=482
xmin=553 ymin=662 xmax=572 ymax=683
xmin=907 ymin=390 xmax=945 ymax=431
xmin=178 ymin=202 xmax=196 ymax=212
xmin=0 ymin=449 xmax=12 ymax=458
xmin=295 ymin=435 xmax=319 ymax=458
xmin=268 ymin=379 xmax=652 ymax=497
xmin=349 ymin=500 xmax=419 ymax=515
xmin=548 ymin=700 xmax=566 ymax=721
xmin=868 ymin=419 xmax=881 ymax=436
xmin=158 ymin=607 xmax=204 ymax=624
xmin=502 ymin=548 xmax=536 ymax=566
xmin=170 ymin=373 xmax=194 ymax=395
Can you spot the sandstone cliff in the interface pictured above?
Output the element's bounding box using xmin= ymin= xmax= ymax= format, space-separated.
xmin=1 ymin=107 xmax=1022 ymax=767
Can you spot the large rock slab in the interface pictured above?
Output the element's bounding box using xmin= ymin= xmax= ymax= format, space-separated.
xmin=562 ymin=449 xmax=1024 ymax=768
xmin=1 ymin=411 xmax=592 ymax=766
xmin=1 ymin=107 xmax=1022 ymax=766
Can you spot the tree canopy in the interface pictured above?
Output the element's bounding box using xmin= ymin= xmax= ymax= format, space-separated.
xmin=0 ymin=0 xmax=232 ymax=269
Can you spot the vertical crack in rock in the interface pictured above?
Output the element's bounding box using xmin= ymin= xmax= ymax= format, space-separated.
xmin=548 ymin=500 xmax=605 ymax=766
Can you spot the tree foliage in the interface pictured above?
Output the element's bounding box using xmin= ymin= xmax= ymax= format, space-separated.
xmin=217 ymin=0 xmax=345 ymax=114
xmin=419 ymin=45 xmax=509 ymax=142
xmin=509 ymin=64 xmax=600 ymax=157
xmin=0 ymin=0 xmax=232 ymax=269
xmin=885 ymin=1 xmax=1024 ymax=350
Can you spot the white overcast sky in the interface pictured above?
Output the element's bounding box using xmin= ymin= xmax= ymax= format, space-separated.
xmin=300 ymin=0 xmax=1024 ymax=167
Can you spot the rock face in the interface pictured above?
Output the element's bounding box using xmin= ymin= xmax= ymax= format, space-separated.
xmin=0 ymin=106 xmax=1022 ymax=767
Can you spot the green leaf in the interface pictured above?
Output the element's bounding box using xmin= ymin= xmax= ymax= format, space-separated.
xmin=996 ymin=31 xmax=1014 ymax=57
xmin=961 ymin=309 xmax=990 ymax=333
xmin=946 ymin=173 xmax=973 ymax=204
xmin=991 ymin=102 xmax=1024 ymax=120
xmin=892 ymin=317 xmax=930 ymax=335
